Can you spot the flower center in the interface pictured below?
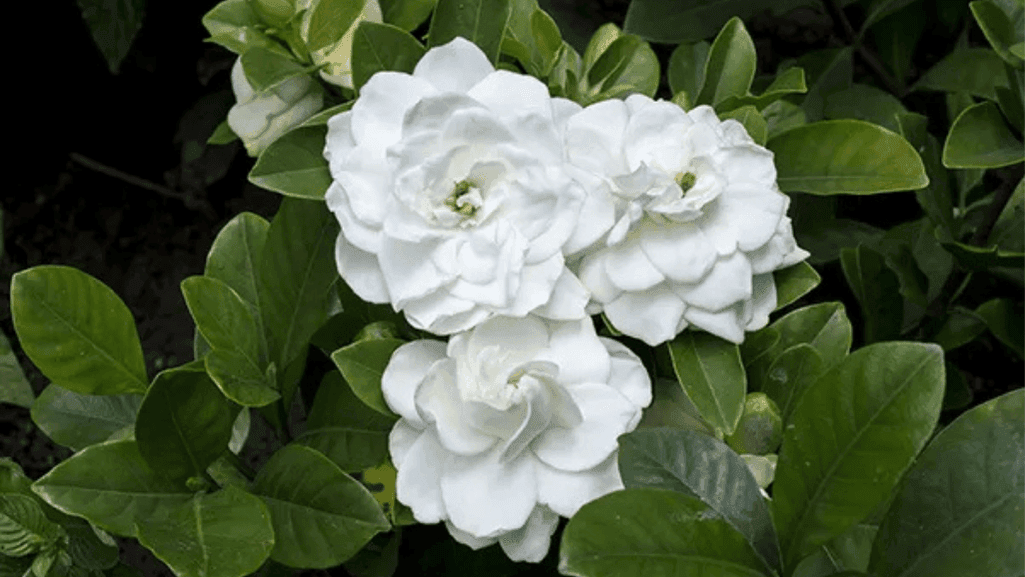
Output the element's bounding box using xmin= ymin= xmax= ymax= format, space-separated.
xmin=444 ymin=179 xmax=483 ymax=218
xmin=675 ymin=171 xmax=697 ymax=194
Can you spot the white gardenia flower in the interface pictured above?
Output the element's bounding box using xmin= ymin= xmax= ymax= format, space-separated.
xmin=564 ymin=95 xmax=810 ymax=346
xmin=296 ymin=0 xmax=383 ymax=88
xmin=383 ymin=316 xmax=651 ymax=562
xmin=227 ymin=58 xmax=323 ymax=156
xmin=325 ymin=37 xmax=610 ymax=335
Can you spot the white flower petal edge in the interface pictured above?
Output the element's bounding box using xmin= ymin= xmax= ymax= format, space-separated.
xmin=382 ymin=316 xmax=651 ymax=562
xmin=565 ymin=95 xmax=809 ymax=345
xmin=325 ymin=38 xmax=609 ymax=335
xmin=227 ymin=58 xmax=323 ymax=157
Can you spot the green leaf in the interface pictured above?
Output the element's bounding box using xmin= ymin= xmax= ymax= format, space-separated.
xmin=559 ymin=488 xmax=772 ymax=577
xmin=943 ymin=100 xmax=1025 ymax=168
xmin=202 ymin=0 xmax=267 ymax=54
xmin=824 ymin=83 xmax=907 ymax=132
xmin=32 ymin=440 xmax=192 ymax=537
xmin=773 ymin=261 xmax=821 ymax=310
xmin=253 ymin=444 xmax=390 ymax=568
xmin=768 ymin=120 xmax=929 ymax=194
xmin=721 ymin=105 xmax=767 ymax=145
xmin=239 ymin=47 xmax=312 ymax=93
xmin=840 ymin=245 xmax=904 ymax=344
xmin=717 ymin=66 xmax=808 ymax=112
xmin=330 ymin=338 xmax=404 ymax=418
xmin=942 ymin=362 xmax=973 ymax=411
xmin=30 ymin=385 xmax=141 ymax=450
xmin=970 ymin=0 xmax=1025 ymax=64
xmin=896 ymin=112 xmax=958 ymax=236
xmin=869 ymin=389 xmax=1024 ymax=577
xmin=762 ymin=344 xmax=826 ymax=425
xmin=763 ymin=99 xmax=808 ymax=140
xmin=64 ymin=516 xmax=119 ymax=571
xmin=623 ymin=0 xmax=802 ymax=43
xmin=352 ymin=21 xmax=426 ymax=92
xmin=427 ymin=0 xmax=512 ymax=65
xmin=583 ymin=32 xmax=660 ymax=101
xmin=307 ymin=0 xmax=366 ymax=52
xmin=668 ymin=41 xmax=710 ymax=103
xmin=870 ymin=7 xmax=923 ymax=86
xmin=976 ymin=298 xmax=1025 ymax=357
xmin=773 ymin=342 xmax=944 ymax=567
xmin=295 ymin=371 xmax=393 ymax=471
xmin=913 ymin=48 xmax=1009 ymax=101
xmin=932 ymin=308 xmax=986 ymax=351
xmin=207 ymin=119 xmax=239 ymax=146
xmin=618 ymin=429 xmax=782 ymax=572
xmin=380 ymin=0 xmax=437 ymax=31
xmin=501 ymin=0 xmax=561 ymax=77
xmin=991 ymin=177 xmax=1024 ymax=255
xmin=0 ymin=494 xmax=63 ymax=557
xmin=859 ymin=0 xmax=921 ymax=34
xmin=136 ymin=486 xmax=274 ymax=577
xmin=696 ymin=17 xmax=756 ymax=107
xmin=11 ymin=265 xmax=148 ymax=395
xmin=249 ymin=125 xmax=332 ymax=199
xmin=135 ymin=367 xmax=239 ymax=482
xmin=206 ymin=212 xmax=270 ymax=314
xmin=666 ymin=331 xmax=746 ymax=437
xmin=76 ymin=0 xmax=145 ymax=73
xmin=0 ymin=331 xmax=32 ymax=409
xmin=300 ymin=101 xmax=355 ymax=127
xmin=798 ymin=47 xmax=853 ymax=121
xmin=792 ymin=524 xmax=877 ymax=577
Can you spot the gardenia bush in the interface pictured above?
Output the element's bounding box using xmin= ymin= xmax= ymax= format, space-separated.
xmin=2 ymin=0 xmax=1022 ymax=576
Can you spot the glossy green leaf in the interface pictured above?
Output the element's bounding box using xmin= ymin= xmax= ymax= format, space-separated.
xmin=971 ymin=0 xmax=1025 ymax=64
xmin=307 ymin=0 xmax=366 ymax=52
xmin=762 ymin=344 xmax=825 ymax=424
xmin=11 ymin=265 xmax=148 ymax=395
xmin=943 ymin=101 xmax=1025 ymax=168
xmin=207 ymin=120 xmax=238 ymax=145
xmin=301 ymin=102 xmax=355 ymax=127
xmin=137 ymin=486 xmax=275 ymax=577
xmin=136 ymin=367 xmax=239 ymax=482
xmin=0 ymin=494 xmax=62 ymax=557
xmin=870 ymin=7 xmax=923 ymax=86
xmin=991 ymin=177 xmax=1024 ymax=254
xmin=636 ymin=377 xmax=719 ymax=436
xmin=913 ymin=48 xmax=1009 ymax=101
xmin=721 ymin=105 xmax=767 ymax=145
xmin=824 ymin=84 xmax=906 ymax=132
xmin=622 ymin=0 xmax=805 ymax=43
xmin=773 ymin=342 xmax=944 ymax=567
xmin=239 ymin=47 xmax=313 ymax=93
xmin=769 ymin=120 xmax=928 ymax=194
xmin=668 ymin=41 xmax=709 ymax=100
xmin=559 ymin=488 xmax=772 ymax=577
xmin=996 ymin=64 xmax=1024 ymax=132
xmin=331 ymin=338 xmax=404 ymax=418
xmin=717 ymin=66 xmax=808 ymax=112
xmin=380 ymin=0 xmax=436 ymax=31
xmin=859 ymin=0 xmax=921 ymax=33
xmin=253 ymin=444 xmax=390 ymax=568
xmin=295 ymin=371 xmax=393 ymax=471
xmin=792 ymin=524 xmax=877 ymax=577
xmin=763 ymin=99 xmax=808 ymax=140
xmin=840 ymin=245 xmax=904 ymax=344
xmin=932 ymin=308 xmax=986 ymax=351
xmin=976 ymin=298 xmax=1025 ymax=357
xmin=76 ymin=0 xmax=145 ymax=74
xmin=206 ymin=212 xmax=270 ymax=315
xmin=940 ymin=237 xmax=1025 ymax=270
xmin=0 ymin=331 xmax=32 ymax=409
xmin=352 ymin=21 xmax=426 ymax=92
xmin=259 ymin=197 xmax=340 ymax=396
xmin=618 ymin=428 xmax=782 ymax=571
xmin=896 ymin=112 xmax=958 ymax=236
xmin=798 ymin=47 xmax=853 ymax=121
xmin=202 ymin=0 xmax=268 ymax=54
xmin=502 ymin=0 xmax=560 ymax=77
xmin=942 ymin=362 xmax=973 ymax=411
xmin=583 ymin=32 xmax=659 ymax=101
xmin=696 ymin=17 xmax=756 ymax=107
xmin=666 ymin=331 xmax=746 ymax=437
xmin=773 ymin=261 xmax=821 ymax=310
xmin=249 ymin=125 xmax=332 ymax=199
xmin=32 ymin=440 xmax=192 ymax=537
xmin=30 ymin=385 xmax=141 ymax=450
xmin=427 ymin=0 xmax=512 ymax=64
xmin=870 ymin=389 xmax=1024 ymax=577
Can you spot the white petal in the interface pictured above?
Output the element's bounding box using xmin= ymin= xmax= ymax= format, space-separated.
xmin=576 ymin=252 xmax=621 ymax=304
xmin=638 ymin=219 xmax=718 ymax=283
xmin=532 ymin=383 xmax=637 ymax=472
xmin=717 ymin=143 xmax=776 ymax=186
xmin=498 ymin=505 xmax=560 ymax=562
xmin=563 ymin=168 xmax=616 ymax=256
xmin=389 ymin=419 xmax=422 ymax=469
xmin=506 ymin=254 xmax=565 ymax=317
xmin=536 ymin=452 xmax=623 ymax=517
xmin=535 ymin=319 xmax=610 ymax=386
xmin=440 ymin=447 xmax=537 ymax=538
xmin=383 ymin=341 xmax=448 ymax=425
xmin=604 ymin=286 xmax=687 ymax=347
xmin=467 ymin=70 xmax=553 ymax=119
xmin=351 ymin=72 xmax=434 ymax=153
xmin=395 ymin=429 xmax=448 ymax=524
xmin=326 ymin=180 xmax=384 ymax=254
xmin=600 ymin=337 xmax=652 ymax=410
xmin=718 ymin=184 xmax=786 ymax=251
xmin=324 ymin=110 xmax=356 ymax=168
xmin=604 ymin=238 xmax=665 ymax=292
xmin=565 ymin=99 xmax=629 ymax=174
xmin=416 ymin=360 xmax=497 ymax=456
xmin=445 ymin=521 xmax=499 ymax=549
xmin=673 ymin=252 xmax=752 ymax=312
xmin=407 ymin=294 xmax=491 ymax=335
xmin=334 ymin=233 xmax=390 ymax=303
xmin=467 ymin=316 xmax=550 ymax=357
xmin=414 ymin=37 xmax=495 ymax=93
xmin=746 ymin=273 xmax=777 ymax=331
xmin=531 ymin=269 xmax=589 ymax=321
xmin=379 ymin=237 xmax=453 ymax=307
xmin=683 ymin=306 xmax=745 ymax=344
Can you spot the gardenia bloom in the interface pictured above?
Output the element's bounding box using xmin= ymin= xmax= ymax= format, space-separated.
xmin=565 ymin=95 xmax=809 ymax=345
xmin=295 ymin=0 xmax=383 ymax=88
xmin=325 ymin=38 xmax=609 ymax=335
xmin=227 ymin=58 xmax=323 ymax=156
xmin=383 ymin=316 xmax=651 ymax=562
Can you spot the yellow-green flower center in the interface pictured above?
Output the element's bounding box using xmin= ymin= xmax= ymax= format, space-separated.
xmin=676 ymin=171 xmax=697 ymax=194
xmin=445 ymin=180 xmax=480 ymax=217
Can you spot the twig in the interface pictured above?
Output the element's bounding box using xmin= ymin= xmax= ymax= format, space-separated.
xmin=822 ymin=0 xmax=905 ymax=97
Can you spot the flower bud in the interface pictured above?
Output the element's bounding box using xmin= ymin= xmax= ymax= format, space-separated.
xmin=227 ymin=58 xmax=323 ymax=156
xmin=726 ymin=392 xmax=783 ymax=455
xmin=354 ymin=321 xmax=401 ymax=342
xmin=296 ymin=0 xmax=383 ymax=88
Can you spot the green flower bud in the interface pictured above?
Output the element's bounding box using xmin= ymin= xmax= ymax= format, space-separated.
xmin=726 ymin=392 xmax=783 ymax=455
xmin=355 ymin=321 xmax=402 ymax=342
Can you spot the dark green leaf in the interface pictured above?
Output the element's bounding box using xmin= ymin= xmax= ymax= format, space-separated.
xmin=870 ymin=7 xmax=923 ymax=86
xmin=301 ymin=101 xmax=355 ymax=127
xmin=768 ymin=120 xmax=928 ymax=194
xmin=913 ymin=48 xmax=1009 ymax=101
xmin=559 ymin=488 xmax=772 ymax=577
xmin=792 ymin=524 xmax=877 ymax=577
xmin=427 ymin=0 xmax=512 ymax=64
xmin=896 ymin=112 xmax=957 ymax=236
xmin=0 ymin=494 xmax=63 ymax=557
xmin=824 ymin=83 xmax=906 ymax=132
xmin=206 ymin=212 xmax=270 ymax=314
xmin=942 ymin=362 xmax=973 ymax=411
xmin=32 ymin=440 xmax=192 ymax=537
xmin=0 ymin=332 xmax=32 ymax=409
xmin=76 ymin=0 xmax=145 ymax=73
xmin=763 ymin=99 xmax=808 ymax=140
xmin=136 ymin=367 xmax=239 ymax=482
xmin=773 ymin=261 xmax=821 ymax=310
xmin=797 ymin=47 xmax=853 ymax=121
xmin=970 ymin=0 xmax=1025 ymax=64
xmin=137 ymin=486 xmax=275 ymax=577
xmin=295 ymin=371 xmax=393 ymax=471
xmin=762 ymin=344 xmax=826 ymax=424
xmin=975 ymin=298 xmax=1025 ymax=357
xmin=840 ymin=245 xmax=904 ymax=343
xmin=330 ymin=338 xmax=404 ymax=418
xmin=352 ymin=21 xmax=426 ymax=92
xmin=717 ymin=66 xmax=808 ymax=112
xmin=11 ymin=265 xmax=148 ymax=395
xmin=380 ymin=0 xmax=437 ymax=31
xmin=943 ymin=100 xmax=1025 ymax=168
xmin=666 ymin=331 xmax=746 ymax=437
xmin=622 ymin=0 xmax=806 ymax=43
xmin=773 ymin=342 xmax=944 ymax=567
xmin=239 ymin=47 xmax=313 ymax=93
xmin=30 ymin=385 xmax=141 ymax=450
xmin=202 ymin=0 xmax=268 ymax=54
xmin=667 ymin=41 xmax=709 ymax=103
xmin=721 ymin=105 xmax=767 ymax=145
xmin=501 ymin=0 xmax=561 ymax=77
xmin=859 ymin=0 xmax=921 ymax=33
xmin=991 ymin=177 xmax=1024 ymax=256
xmin=618 ymin=428 xmax=782 ymax=571
xmin=696 ymin=17 xmax=756 ymax=107
xmin=870 ymin=389 xmax=1024 ymax=577
xmin=584 ymin=33 xmax=659 ymax=101
xmin=253 ymin=444 xmax=390 ymax=568
xmin=939 ymin=237 xmax=1025 ymax=270
xmin=932 ymin=308 xmax=986 ymax=351
xmin=249 ymin=125 xmax=333 ymax=199
xmin=307 ymin=0 xmax=366 ymax=52
xmin=207 ymin=120 xmax=239 ymax=145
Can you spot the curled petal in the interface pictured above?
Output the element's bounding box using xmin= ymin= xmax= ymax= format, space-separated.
xmin=601 ymin=337 xmax=652 ymax=410
xmin=604 ymin=286 xmax=687 ymax=347
xmin=498 ymin=506 xmax=560 ymax=562
xmin=440 ymin=446 xmax=537 ymax=538
xmin=334 ymin=233 xmax=389 ymax=304
xmin=396 ymin=430 xmax=448 ymax=523
xmin=532 ymin=383 xmax=637 ymax=472
xmin=536 ymin=452 xmax=623 ymax=517
xmin=383 ymin=341 xmax=448 ymax=425
xmin=416 ymin=360 xmax=497 ymax=456
xmin=414 ymin=37 xmax=495 ymax=93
